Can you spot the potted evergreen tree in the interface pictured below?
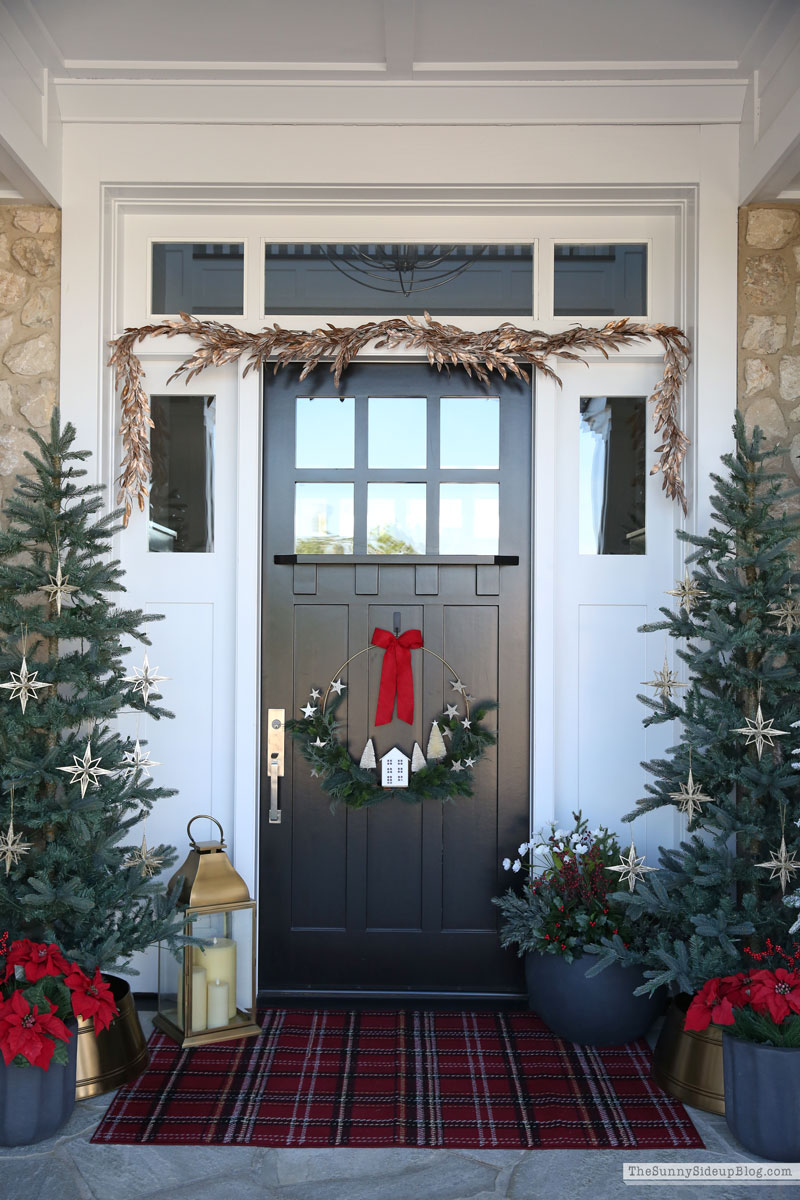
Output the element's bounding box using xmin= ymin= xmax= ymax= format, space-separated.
xmin=0 ymin=412 xmax=185 ymax=1099
xmin=597 ymin=416 xmax=800 ymax=1111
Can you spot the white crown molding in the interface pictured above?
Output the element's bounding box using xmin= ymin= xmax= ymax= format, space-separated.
xmin=56 ymin=78 xmax=748 ymax=127
xmin=54 ymin=57 xmax=745 ymax=80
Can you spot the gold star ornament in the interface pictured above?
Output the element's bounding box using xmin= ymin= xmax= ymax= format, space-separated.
xmin=732 ymin=701 xmax=788 ymax=761
xmin=0 ymin=656 xmax=50 ymax=714
xmin=607 ymin=841 xmax=658 ymax=892
xmin=42 ymin=561 xmax=77 ymax=617
xmin=121 ymin=739 xmax=161 ymax=781
xmin=756 ymin=837 xmax=800 ymax=895
xmin=669 ymin=768 xmax=714 ymax=825
xmin=667 ymin=570 xmax=706 ymax=616
xmin=124 ymin=652 xmax=169 ymax=706
xmin=0 ymin=790 xmax=31 ymax=875
xmin=123 ymin=832 xmax=164 ymax=879
xmin=768 ymin=591 xmax=800 ymax=636
xmin=57 ymin=739 xmax=113 ymax=798
xmin=642 ymin=655 xmax=687 ymax=701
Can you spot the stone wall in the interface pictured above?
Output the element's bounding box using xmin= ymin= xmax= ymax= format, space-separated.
xmin=738 ymin=204 xmax=800 ymax=481
xmin=0 ymin=205 xmax=60 ymax=511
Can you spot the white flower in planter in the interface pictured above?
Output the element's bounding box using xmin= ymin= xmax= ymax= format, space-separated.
xmin=512 ymin=859 xmax=522 ymax=872
xmin=502 ymin=857 xmax=511 ymax=870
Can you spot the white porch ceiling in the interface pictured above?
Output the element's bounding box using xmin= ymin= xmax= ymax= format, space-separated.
xmin=10 ymin=0 xmax=779 ymax=81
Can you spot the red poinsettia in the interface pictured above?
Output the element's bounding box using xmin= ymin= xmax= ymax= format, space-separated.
xmin=0 ymin=991 xmax=71 ymax=1070
xmin=5 ymin=939 xmax=70 ymax=983
xmin=684 ymin=973 xmax=749 ymax=1031
xmin=747 ymin=968 xmax=800 ymax=1024
xmin=64 ymin=965 xmax=117 ymax=1034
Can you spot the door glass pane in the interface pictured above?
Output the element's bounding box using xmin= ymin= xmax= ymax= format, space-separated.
xmin=440 ymin=395 xmax=499 ymax=469
xmin=367 ymin=483 xmax=426 ymax=554
xmin=554 ymin=243 xmax=647 ymax=317
xmin=439 ymin=484 xmax=499 ymax=555
xmin=295 ymin=483 xmax=354 ymax=553
xmin=151 ymin=242 xmax=244 ymax=315
xmin=265 ymin=244 xmax=533 ymax=316
xmin=368 ymin=396 xmax=427 ymax=468
xmin=149 ymin=395 xmax=215 ymax=553
xmin=296 ymin=396 xmax=354 ymax=468
xmin=579 ymin=396 xmax=646 ymax=555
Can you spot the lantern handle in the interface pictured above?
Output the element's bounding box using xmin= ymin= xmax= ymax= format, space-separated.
xmin=187 ymin=814 xmax=225 ymax=848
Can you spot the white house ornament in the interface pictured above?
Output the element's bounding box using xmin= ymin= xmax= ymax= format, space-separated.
xmin=0 ymin=656 xmax=50 ymax=714
xmin=756 ymin=837 xmax=800 ymax=895
xmin=667 ymin=570 xmax=706 ymax=615
xmin=42 ymin=560 xmax=77 ymax=617
xmin=121 ymin=739 xmax=161 ymax=781
xmin=124 ymin=651 xmax=169 ymax=706
xmin=57 ymin=738 xmax=113 ymax=798
xmin=381 ymin=747 xmax=409 ymax=789
xmin=607 ymin=842 xmax=658 ymax=892
xmin=732 ymin=700 xmax=788 ymax=761
xmin=642 ymin=655 xmax=687 ymax=701
xmin=123 ymin=832 xmax=164 ymax=879
xmin=768 ymin=591 xmax=800 ymax=636
xmin=669 ymin=768 xmax=713 ymax=825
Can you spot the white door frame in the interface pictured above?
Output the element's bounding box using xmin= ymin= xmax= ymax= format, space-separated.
xmin=97 ymin=185 xmax=698 ymax=986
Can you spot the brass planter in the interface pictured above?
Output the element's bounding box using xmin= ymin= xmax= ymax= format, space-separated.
xmin=75 ymin=975 xmax=149 ymax=1100
xmin=652 ymin=994 xmax=724 ymax=1115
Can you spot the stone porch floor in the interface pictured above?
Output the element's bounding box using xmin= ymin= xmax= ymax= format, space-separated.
xmin=1 ymin=1013 xmax=792 ymax=1200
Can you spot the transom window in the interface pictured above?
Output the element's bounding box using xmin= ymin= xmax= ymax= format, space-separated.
xmin=293 ymin=392 xmax=500 ymax=556
xmin=264 ymin=243 xmax=534 ymax=317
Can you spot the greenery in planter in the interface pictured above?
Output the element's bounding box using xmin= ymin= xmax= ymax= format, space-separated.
xmin=600 ymin=416 xmax=800 ymax=997
xmin=493 ymin=812 xmax=651 ymax=968
xmin=0 ymin=413 xmax=184 ymax=973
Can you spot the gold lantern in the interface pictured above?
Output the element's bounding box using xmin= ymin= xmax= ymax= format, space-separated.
xmin=154 ymin=815 xmax=260 ymax=1047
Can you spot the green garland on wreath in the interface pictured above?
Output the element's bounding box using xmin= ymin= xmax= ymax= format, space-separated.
xmin=286 ymin=692 xmax=497 ymax=810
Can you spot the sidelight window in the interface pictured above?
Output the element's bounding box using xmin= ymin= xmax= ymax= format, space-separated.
xmin=578 ymin=396 xmax=646 ymax=555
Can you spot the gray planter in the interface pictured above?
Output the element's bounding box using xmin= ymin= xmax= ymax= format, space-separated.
xmin=525 ymin=951 xmax=665 ymax=1045
xmin=723 ymin=1033 xmax=800 ymax=1161
xmin=0 ymin=1019 xmax=78 ymax=1146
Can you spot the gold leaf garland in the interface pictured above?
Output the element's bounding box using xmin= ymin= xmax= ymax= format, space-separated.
xmin=108 ymin=313 xmax=691 ymax=525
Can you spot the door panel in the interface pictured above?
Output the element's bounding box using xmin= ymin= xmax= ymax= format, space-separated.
xmin=260 ymin=363 xmax=531 ymax=997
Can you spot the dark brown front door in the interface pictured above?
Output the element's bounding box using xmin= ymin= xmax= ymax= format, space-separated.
xmin=260 ymin=363 xmax=531 ymax=998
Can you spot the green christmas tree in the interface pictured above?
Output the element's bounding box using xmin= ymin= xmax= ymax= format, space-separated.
xmin=592 ymin=415 xmax=800 ymax=994
xmin=0 ymin=412 xmax=183 ymax=972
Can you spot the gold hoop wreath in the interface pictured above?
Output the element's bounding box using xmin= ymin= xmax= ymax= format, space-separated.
xmin=286 ymin=628 xmax=497 ymax=810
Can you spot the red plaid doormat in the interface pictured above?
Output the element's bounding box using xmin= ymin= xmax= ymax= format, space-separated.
xmin=91 ymin=1009 xmax=703 ymax=1149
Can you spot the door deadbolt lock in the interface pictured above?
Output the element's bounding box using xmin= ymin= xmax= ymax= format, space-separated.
xmin=267 ymin=708 xmax=285 ymax=825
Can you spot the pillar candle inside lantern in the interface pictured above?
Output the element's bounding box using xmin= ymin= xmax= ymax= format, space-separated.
xmin=195 ymin=936 xmax=237 ymax=1019
xmin=207 ymin=978 xmax=229 ymax=1029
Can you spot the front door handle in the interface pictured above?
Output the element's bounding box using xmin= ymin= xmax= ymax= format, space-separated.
xmin=267 ymin=708 xmax=285 ymax=824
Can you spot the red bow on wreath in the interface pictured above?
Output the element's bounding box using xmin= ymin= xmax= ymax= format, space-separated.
xmin=371 ymin=627 xmax=423 ymax=725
